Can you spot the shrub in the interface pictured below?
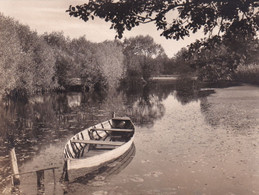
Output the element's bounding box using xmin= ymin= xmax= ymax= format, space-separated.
xmin=234 ymin=64 xmax=259 ymax=85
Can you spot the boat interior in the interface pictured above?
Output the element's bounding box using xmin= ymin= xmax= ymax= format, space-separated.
xmin=64 ymin=117 xmax=135 ymax=159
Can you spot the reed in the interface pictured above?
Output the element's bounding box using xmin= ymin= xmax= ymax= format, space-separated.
xmin=234 ymin=64 xmax=259 ymax=85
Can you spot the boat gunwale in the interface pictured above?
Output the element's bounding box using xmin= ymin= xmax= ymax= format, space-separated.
xmin=63 ymin=117 xmax=135 ymax=170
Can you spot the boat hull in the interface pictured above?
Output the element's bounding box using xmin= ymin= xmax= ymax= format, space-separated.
xmin=67 ymin=135 xmax=134 ymax=170
xmin=63 ymin=117 xmax=135 ymax=171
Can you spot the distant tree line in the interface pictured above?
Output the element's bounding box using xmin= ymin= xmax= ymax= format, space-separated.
xmin=0 ymin=14 xmax=169 ymax=98
xmin=1 ymin=12 xmax=258 ymax=99
xmin=164 ymin=35 xmax=259 ymax=82
xmin=186 ymin=35 xmax=259 ymax=82
xmin=67 ymin=0 xmax=259 ymax=83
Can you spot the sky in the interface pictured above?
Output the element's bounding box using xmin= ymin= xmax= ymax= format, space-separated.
xmin=0 ymin=0 xmax=206 ymax=58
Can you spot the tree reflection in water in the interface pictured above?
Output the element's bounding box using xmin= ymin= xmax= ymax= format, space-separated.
xmin=120 ymin=84 xmax=167 ymax=128
xmin=119 ymin=78 xmax=213 ymax=128
xmin=0 ymin=91 xmax=109 ymax=192
xmin=0 ymin=77 xmax=216 ymax=193
xmin=175 ymin=76 xmax=200 ymax=105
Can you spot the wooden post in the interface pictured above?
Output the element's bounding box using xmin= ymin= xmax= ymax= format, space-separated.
xmin=9 ymin=148 xmax=20 ymax=185
xmin=62 ymin=160 xmax=69 ymax=182
xmin=52 ymin=168 xmax=56 ymax=184
xmin=36 ymin=170 xmax=44 ymax=188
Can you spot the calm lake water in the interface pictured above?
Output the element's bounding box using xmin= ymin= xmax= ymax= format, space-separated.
xmin=0 ymin=81 xmax=258 ymax=195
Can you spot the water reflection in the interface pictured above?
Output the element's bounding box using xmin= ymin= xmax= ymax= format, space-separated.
xmin=0 ymin=92 xmax=110 ymax=193
xmin=175 ymin=80 xmax=198 ymax=105
xmin=0 ymin=78 xmax=215 ymax=193
xmin=69 ymin=144 xmax=135 ymax=185
xmin=67 ymin=93 xmax=82 ymax=108
xmin=123 ymin=85 xmax=166 ymax=128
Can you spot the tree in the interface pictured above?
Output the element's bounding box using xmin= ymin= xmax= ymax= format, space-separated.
xmin=67 ymin=0 xmax=258 ymax=40
xmin=95 ymin=41 xmax=125 ymax=88
xmin=123 ymin=35 xmax=165 ymax=58
xmin=186 ymin=35 xmax=259 ymax=81
xmin=0 ymin=14 xmax=22 ymax=96
xmin=42 ymin=32 xmax=71 ymax=87
xmin=123 ymin=35 xmax=165 ymax=80
xmin=43 ymin=33 xmax=110 ymax=91
xmin=67 ymin=0 xmax=258 ymax=82
xmin=0 ymin=14 xmax=57 ymax=96
xmin=31 ymin=38 xmax=57 ymax=91
xmin=68 ymin=37 xmax=109 ymax=90
xmin=163 ymin=47 xmax=194 ymax=75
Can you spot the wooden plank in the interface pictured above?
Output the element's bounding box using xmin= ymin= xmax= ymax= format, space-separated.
xmin=112 ymin=117 xmax=131 ymax=121
xmin=94 ymin=146 xmax=116 ymax=150
xmin=9 ymin=148 xmax=20 ymax=185
xmin=12 ymin=166 xmax=59 ymax=176
xmin=71 ymin=139 xmax=125 ymax=146
xmin=91 ymin=128 xmax=133 ymax=132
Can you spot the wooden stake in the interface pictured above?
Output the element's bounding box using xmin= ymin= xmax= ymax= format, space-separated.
xmin=112 ymin=112 xmax=116 ymax=118
xmin=36 ymin=170 xmax=44 ymax=188
xmin=62 ymin=160 xmax=69 ymax=182
xmin=9 ymin=148 xmax=20 ymax=185
xmin=52 ymin=169 xmax=56 ymax=184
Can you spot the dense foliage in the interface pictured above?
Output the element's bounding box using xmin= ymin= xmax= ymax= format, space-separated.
xmin=95 ymin=40 xmax=125 ymax=87
xmin=42 ymin=33 xmax=111 ymax=91
xmin=67 ymin=0 xmax=259 ymax=82
xmin=0 ymin=14 xmax=170 ymax=98
xmin=0 ymin=14 xmax=57 ymax=97
xmin=1 ymin=4 xmax=258 ymax=100
xmin=122 ymin=35 xmax=167 ymax=82
xmin=186 ymin=35 xmax=259 ymax=81
xmin=67 ymin=0 xmax=258 ymax=40
xmin=163 ymin=48 xmax=195 ymax=75
xmin=0 ymin=14 xmax=130 ymax=98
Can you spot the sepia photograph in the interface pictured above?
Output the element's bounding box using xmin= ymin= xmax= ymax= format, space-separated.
xmin=0 ymin=0 xmax=258 ymax=194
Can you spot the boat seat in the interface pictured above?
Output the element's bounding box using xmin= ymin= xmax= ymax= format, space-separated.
xmin=112 ymin=117 xmax=131 ymax=121
xmin=91 ymin=128 xmax=133 ymax=132
xmin=71 ymin=139 xmax=125 ymax=146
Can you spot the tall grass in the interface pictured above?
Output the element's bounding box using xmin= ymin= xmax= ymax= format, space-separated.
xmin=234 ymin=64 xmax=259 ymax=85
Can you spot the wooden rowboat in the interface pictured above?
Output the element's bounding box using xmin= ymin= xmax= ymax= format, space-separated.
xmin=63 ymin=117 xmax=135 ymax=171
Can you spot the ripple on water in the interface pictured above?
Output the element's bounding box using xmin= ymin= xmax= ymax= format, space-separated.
xmin=89 ymin=181 xmax=107 ymax=187
xmin=141 ymin=159 xmax=151 ymax=163
xmin=94 ymin=176 xmax=106 ymax=181
xmin=92 ymin=190 xmax=108 ymax=195
xmin=129 ymin=175 xmax=144 ymax=183
xmin=144 ymin=171 xmax=163 ymax=177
